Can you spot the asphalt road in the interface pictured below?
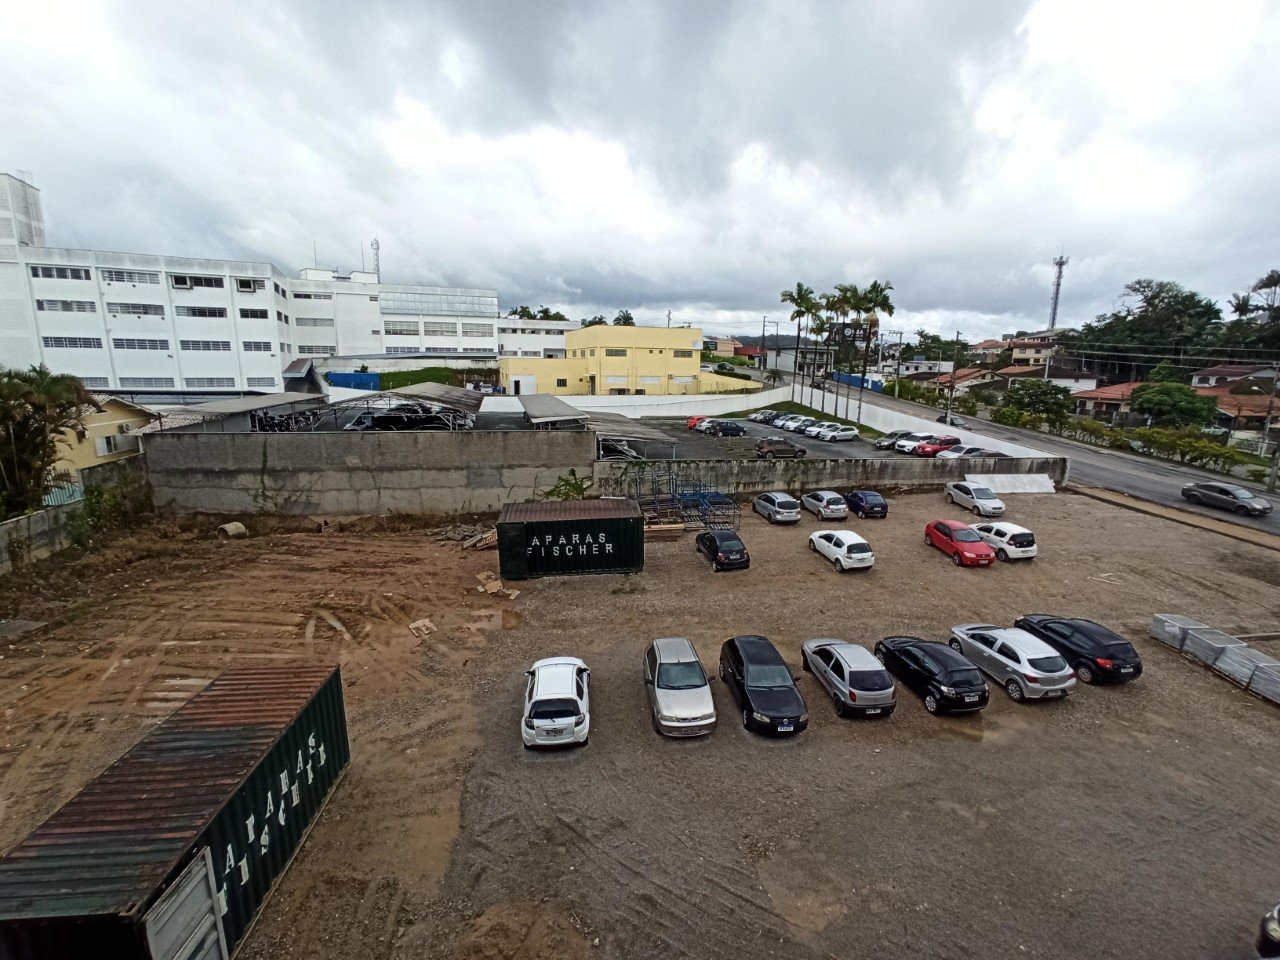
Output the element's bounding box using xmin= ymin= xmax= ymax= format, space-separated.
xmin=857 ymin=389 xmax=1280 ymax=536
xmin=649 ymin=417 xmax=895 ymax=461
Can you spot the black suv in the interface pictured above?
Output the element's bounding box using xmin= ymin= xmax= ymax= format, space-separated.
xmin=873 ymin=637 xmax=989 ymax=714
xmin=844 ymin=490 xmax=888 ymax=519
xmin=695 ymin=529 xmax=749 ymax=571
xmin=754 ymin=437 xmax=806 ymax=459
xmin=719 ymin=636 xmax=808 ymax=734
xmin=1014 ymin=615 xmax=1143 ymax=684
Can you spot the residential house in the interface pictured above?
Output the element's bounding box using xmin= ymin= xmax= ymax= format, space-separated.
xmin=702 ymin=336 xmax=743 ymax=357
xmin=992 ymin=365 xmax=1100 ymax=394
xmin=968 ymin=338 xmax=1008 ymax=361
xmin=1189 ymin=364 xmax=1278 ymax=387
xmin=927 ymin=367 xmax=996 ymax=395
xmin=1073 ymin=382 xmax=1144 ymax=421
xmin=59 ymin=395 xmax=158 ymax=482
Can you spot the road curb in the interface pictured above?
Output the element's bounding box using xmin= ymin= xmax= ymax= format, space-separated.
xmin=1066 ymin=485 xmax=1280 ymax=554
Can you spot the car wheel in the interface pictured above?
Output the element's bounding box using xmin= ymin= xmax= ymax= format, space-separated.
xmin=765 ymin=452 xmax=775 ymax=460
xmin=924 ymin=694 xmax=939 ymax=714
xmin=1185 ymin=492 xmax=1200 ymax=504
xmin=997 ymin=548 xmax=1009 ymax=562
xmin=874 ymin=650 xmax=886 ymax=664
xmin=832 ymin=690 xmax=846 ymax=717
xmin=949 ymin=639 xmax=963 ymax=653
xmin=523 ymin=741 xmax=534 ymax=750
xmin=951 ymin=552 xmax=962 ymax=565
xmin=946 ymin=492 xmax=954 ymax=503
xmin=808 ymin=538 xmax=816 ymax=551
xmin=855 ymin=508 xmax=864 ymax=518
xmin=924 ymin=534 xmax=933 ymax=545
xmin=801 ymin=652 xmax=812 ymax=672
xmin=972 ymin=505 xmax=982 ymax=516
xmin=1005 ymin=679 xmax=1025 ymax=702
xmin=1235 ymin=505 xmax=1250 ymax=516
xmin=719 ymin=661 xmax=728 ymax=682
xmin=833 ymin=557 xmax=846 ymax=572
xmin=1076 ymin=663 xmax=1096 ymax=684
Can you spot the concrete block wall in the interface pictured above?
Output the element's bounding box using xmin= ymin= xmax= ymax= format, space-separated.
xmin=593 ymin=456 xmax=1068 ymax=499
xmin=143 ymin=430 xmax=596 ymax=515
xmin=0 ymin=501 xmax=79 ymax=572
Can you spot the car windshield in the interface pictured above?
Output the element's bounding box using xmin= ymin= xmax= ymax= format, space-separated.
xmin=776 ymin=499 xmax=800 ymax=511
xmin=1227 ymin=487 xmax=1255 ymax=499
xmin=953 ymin=529 xmax=982 ymax=542
xmin=973 ymin=488 xmax=997 ymax=499
xmin=745 ymin=664 xmax=794 ymax=688
xmin=656 ymin=662 xmax=706 ymax=690
xmin=1028 ymin=656 xmax=1068 ymax=673
xmin=849 ymin=669 xmax=893 ymax=690
xmin=945 ymin=669 xmax=984 ymax=688
xmin=846 ymin=543 xmax=872 ymax=555
xmin=529 ymin=697 xmax=578 ymax=720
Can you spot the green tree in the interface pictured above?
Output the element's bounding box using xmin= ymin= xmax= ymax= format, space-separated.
xmin=779 ymin=282 xmax=821 ymax=403
xmin=1003 ymin=379 xmax=1074 ymax=432
xmin=765 ymin=368 xmax=783 ymax=386
xmin=1130 ymin=382 xmax=1219 ymax=428
xmin=580 ymin=315 xmax=607 ymax=327
xmin=613 ymin=309 xmax=635 ymax=326
xmin=509 ymin=305 xmax=573 ymax=324
xmin=0 ymin=365 xmax=92 ymax=519
xmin=1146 ymin=360 xmax=1193 ymax=383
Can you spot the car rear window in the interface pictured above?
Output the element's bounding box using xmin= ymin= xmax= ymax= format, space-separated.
xmin=945 ymin=669 xmax=984 ymax=688
xmin=1103 ymin=643 xmax=1136 ymax=659
xmin=849 ymin=669 xmax=893 ymax=690
xmin=846 ymin=543 xmax=872 ymax=555
xmin=776 ymin=499 xmax=800 ymax=510
xmin=1028 ymin=656 xmax=1068 ymax=673
xmin=719 ymin=538 xmax=744 ymax=551
xmin=1009 ymin=533 xmax=1036 ymax=547
xmin=861 ymin=493 xmax=885 ymax=503
xmin=529 ymin=698 xmax=578 ymax=719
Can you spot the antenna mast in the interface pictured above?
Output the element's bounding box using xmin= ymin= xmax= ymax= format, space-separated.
xmin=1048 ymin=255 xmax=1069 ymax=330
xmin=370 ymin=237 xmax=381 ymax=281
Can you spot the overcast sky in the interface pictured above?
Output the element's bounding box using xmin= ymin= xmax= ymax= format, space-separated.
xmin=4 ymin=0 xmax=1278 ymax=340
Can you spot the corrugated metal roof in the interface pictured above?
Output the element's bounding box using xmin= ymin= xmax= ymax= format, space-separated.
xmin=500 ymin=499 xmax=641 ymax=522
xmin=384 ymin=382 xmax=485 ymax=413
xmin=0 ymin=665 xmax=339 ymax=920
xmin=518 ymin=394 xmax=588 ymax=425
xmin=162 ymin=393 xmax=325 ymax=417
xmin=583 ymin=411 xmax=673 ymax=442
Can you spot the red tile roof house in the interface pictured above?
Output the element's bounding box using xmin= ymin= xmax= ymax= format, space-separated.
xmin=1073 ymin=382 xmax=1144 ymax=421
xmin=926 ymin=368 xmax=994 ymax=394
xmin=1190 ymin=364 xmax=1278 ymax=387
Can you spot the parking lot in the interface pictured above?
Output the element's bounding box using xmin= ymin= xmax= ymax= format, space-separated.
xmin=2 ymin=493 xmax=1279 ymax=959
xmin=648 ymin=416 xmax=901 ymax=460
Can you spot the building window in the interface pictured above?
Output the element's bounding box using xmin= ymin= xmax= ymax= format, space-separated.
xmin=296 ymin=317 xmax=334 ymax=327
xmin=292 ymin=292 xmax=333 ymax=300
xmin=273 ymin=282 xmax=286 ymax=297
xmin=30 ymin=265 xmax=91 ymax=280
xmin=605 ymin=348 xmax=627 ymax=357
xmin=170 ymin=274 xmax=224 ymax=289
xmin=240 ymin=308 xmax=269 ymax=319
xmin=180 ymin=340 xmax=232 ymax=351
xmin=384 ymin=320 xmax=419 ymax=335
xmin=386 ymin=346 xmax=422 ymax=355
xmin=461 ymin=347 xmax=490 ymax=353
xmin=36 ymin=299 xmax=96 ymax=312
xmin=76 ymin=376 xmax=110 ymax=388
xmin=42 ymin=336 xmax=103 ymax=349
xmin=175 ymin=306 xmax=228 ymax=318
xmin=461 ymin=323 xmax=493 ymax=337
xmin=112 ymin=338 xmax=170 ymax=350
xmin=243 ymin=341 xmax=272 ymax=352
xmin=556 ymin=378 xmax=568 ymax=388
xmin=106 ymin=302 xmax=165 ymax=316
xmin=102 ymin=268 xmax=159 ymax=284
xmin=236 ymin=278 xmax=266 ymax=292
xmin=247 ymin=376 xmax=277 ymax=388
xmin=422 ymin=321 xmax=458 ymax=336
xmin=298 ymin=345 xmax=336 ymax=355
xmin=184 ymin=377 xmax=237 ymax=388
xmin=673 ymin=349 xmax=693 ymax=358
xmin=279 ymin=343 xmax=291 ymax=353
xmin=119 ymin=377 xmax=175 ymax=388
xmin=520 ymin=350 xmax=541 ymax=357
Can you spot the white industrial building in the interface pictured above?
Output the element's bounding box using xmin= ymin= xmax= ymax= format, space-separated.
xmin=0 ymin=173 xmax=573 ymax=399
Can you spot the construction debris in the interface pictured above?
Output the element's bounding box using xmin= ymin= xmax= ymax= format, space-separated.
xmin=408 ymin=618 xmax=437 ymax=638
xmin=433 ymin=523 xmax=497 ymax=548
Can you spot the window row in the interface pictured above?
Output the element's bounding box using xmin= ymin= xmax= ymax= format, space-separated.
xmin=120 ymin=377 xmax=175 ymax=389
xmin=102 ymin=269 xmax=160 ymax=284
xmin=107 ymin=302 xmax=165 ymax=316
xmin=185 ymin=377 xmax=237 ymax=388
xmin=241 ymin=308 xmax=269 ymax=319
xmin=170 ymin=274 xmax=224 ymax=289
xmin=292 ymin=292 xmax=333 ymax=300
xmin=461 ymin=323 xmax=493 ymax=337
xmin=248 ymin=376 xmax=277 ymax=388
xmin=180 ymin=340 xmax=231 ymax=352
xmin=36 ymin=299 xmax=96 ymax=312
xmin=31 ymin=265 xmax=91 ymax=280
xmin=177 ymin=306 xmax=227 ymax=318
xmin=43 ymin=336 xmax=103 ymax=349
xmin=298 ymin=345 xmax=335 ymax=355
xmin=296 ymin=317 xmax=333 ymax=327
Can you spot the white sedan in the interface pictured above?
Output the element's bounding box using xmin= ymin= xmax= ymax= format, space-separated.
xmin=937 ymin=444 xmax=987 ymax=459
xmin=803 ymin=420 xmax=841 ymax=438
xmin=808 ymin=530 xmax=875 ymax=571
xmin=817 ymin=425 xmax=860 ymax=442
xmin=802 ymin=490 xmax=849 ymax=519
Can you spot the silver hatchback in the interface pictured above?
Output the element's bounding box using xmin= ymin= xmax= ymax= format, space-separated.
xmin=644 ymin=637 xmax=717 ymax=737
xmin=754 ymin=491 xmax=802 ymax=523
xmin=801 ymin=639 xmax=896 ymax=717
xmin=948 ymin=624 xmax=1076 ymax=702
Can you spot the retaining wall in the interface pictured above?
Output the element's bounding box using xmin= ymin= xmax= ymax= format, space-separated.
xmin=0 ymin=501 xmax=80 ymax=573
xmin=483 ymin=387 xmax=791 ymax=418
xmin=593 ymin=455 xmax=1068 ymax=498
xmin=143 ymin=430 xmax=596 ymax=515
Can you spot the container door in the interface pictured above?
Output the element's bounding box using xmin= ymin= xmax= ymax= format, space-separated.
xmin=144 ymin=848 xmax=229 ymax=960
xmin=497 ymin=522 xmax=529 ymax=580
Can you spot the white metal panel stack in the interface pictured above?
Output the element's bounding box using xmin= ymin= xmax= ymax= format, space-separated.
xmin=1181 ymin=628 xmax=1246 ymax=667
xmin=1149 ymin=614 xmax=1206 ymax=651
xmin=1213 ymin=646 xmax=1280 ymax=688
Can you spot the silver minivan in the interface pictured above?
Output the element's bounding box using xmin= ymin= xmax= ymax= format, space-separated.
xmin=754 ymin=491 xmax=802 ymax=523
xmin=644 ymin=637 xmax=717 ymax=737
xmin=948 ymin=624 xmax=1076 ymax=702
xmin=801 ymin=640 xmax=896 ymax=717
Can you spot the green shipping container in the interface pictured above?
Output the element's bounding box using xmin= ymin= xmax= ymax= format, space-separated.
xmin=498 ymin=499 xmax=644 ymax=580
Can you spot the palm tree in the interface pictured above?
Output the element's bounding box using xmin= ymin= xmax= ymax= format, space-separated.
xmin=0 ymin=365 xmax=92 ymax=519
xmin=765 ymin=368 xmax=783 ymax=387
xmin=779 ymin=283 xmax=819 ymax=404
xmin=1229 ymin=293 xmax=1256 ymax=320
xmin=855 ymin=280 xmax=895 ymax=423
xmin=831 ymin=284 xmax=862 ymax=419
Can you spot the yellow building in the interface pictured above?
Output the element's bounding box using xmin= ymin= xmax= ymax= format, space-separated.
xmin=58 ymin=395 xmax=157 ymax=480
xmin=499 ymin=326 xmax=761 ymax=396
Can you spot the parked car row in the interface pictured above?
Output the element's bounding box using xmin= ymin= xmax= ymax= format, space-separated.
xmin=747 ymin=409 xmax=861 ymax=442
xmin=521 ymin=616 xmax=1143 ymax=746
xmin=874 ymin=429 xmax=1009 ymax=459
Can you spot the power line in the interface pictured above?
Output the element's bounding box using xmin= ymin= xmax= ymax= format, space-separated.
xmin=1062 ymin=347 xmax=1280 ymax=364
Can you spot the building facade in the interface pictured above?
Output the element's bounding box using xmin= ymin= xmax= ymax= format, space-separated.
xmin=499 ymin=325 xmax=760 ymax=396
xmin=0 ymin=174 xmax=572 ymax=398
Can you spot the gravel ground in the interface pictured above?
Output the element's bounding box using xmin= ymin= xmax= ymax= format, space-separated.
xmin=2 ymin=495 xmax=1279 ymax=959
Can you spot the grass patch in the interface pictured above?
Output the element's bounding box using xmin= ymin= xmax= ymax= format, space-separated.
xmin=714 ymin=400 xmax=884 ymax=439
xmin=378 ymin=366 xmax=497 ymax=390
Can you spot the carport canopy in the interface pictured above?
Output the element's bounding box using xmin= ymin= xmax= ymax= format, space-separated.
xmin=519 ymin=394 xmax=588 ymax=428
xmin=385 ymin=382 xmax=485 ymax=414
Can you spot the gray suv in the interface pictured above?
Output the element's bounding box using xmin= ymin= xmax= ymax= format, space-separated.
xmin=643 ymin=637 xmax=717 ymax=737
xmin=755 ymin=437 xmax=806 ymax=459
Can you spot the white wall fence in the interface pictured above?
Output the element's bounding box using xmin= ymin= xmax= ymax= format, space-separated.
xmin=484 ymin=387 xmax=792 ymax=418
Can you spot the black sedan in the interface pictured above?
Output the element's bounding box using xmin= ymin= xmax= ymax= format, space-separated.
xmin=1180 ymin=481 xmax=1272 ymax=517
xmin=712 ymin=421 xmax=747 ymax=437
xmin=719 ymin=635 xmax=808 ymax=734
xmin=844 ymin=489 xmax=888 ymax=519
xmin=1014 ymin=615 xmax=1143 ymax=684
xmin=1259 ymin=900 xmax=1280 ymax=957
xmin=873 ymin=636 xmax=989 ymax=714
xmin=695 ymin=529 xmax=750 ymax=572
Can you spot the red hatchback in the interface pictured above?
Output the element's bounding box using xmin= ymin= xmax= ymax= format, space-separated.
xmin=925 ymin=520 xmax=997 ymax=567
xmin=687 ymin=415 xmax=711 ymax=430
xmin=915 ymin=436 xmax=961 ymax=457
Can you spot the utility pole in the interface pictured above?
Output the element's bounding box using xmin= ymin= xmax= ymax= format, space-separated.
xmin=1265 ymin=380 xmax=1278 ymax=493
xmin=760 ymin=314 xmax=766 ymax=371
xmin=894 ymin=331 xmax=904 ymax=399
xmin=1048 ymin=255 xmax=1068 ymax=330
xmin=945 ymin=329 xmax=962 ymax=423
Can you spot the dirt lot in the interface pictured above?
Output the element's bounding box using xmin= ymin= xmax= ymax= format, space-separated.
xmin=2 ymin=493 xmax=1279 ymax=960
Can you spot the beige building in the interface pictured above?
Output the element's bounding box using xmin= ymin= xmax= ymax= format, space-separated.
xmin=58 ymin=395 xmax=157 ymax=480
xmin=703 ymin=336 xmax=743 ymax=357
xmin=499 ymin=326 xmax=761 ymax=396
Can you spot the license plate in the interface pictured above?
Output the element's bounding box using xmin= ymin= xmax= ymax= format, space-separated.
xmin=1120 ymin=666 xmax=1134 ymax=673
xmin=978 ymin=560 xmax=990 ymax=565
xmin=545 ymin=728 xmax=562 ymax=736
xmin=1046 ymin=690 xmax=1064 ymax=697
xmin=964 ymin=695 xmax=978 ymax=702
xmin=864 ymin=708 xmax=881 ymax=715
xmin=777 ymin=723 xmax=794 ymax=732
